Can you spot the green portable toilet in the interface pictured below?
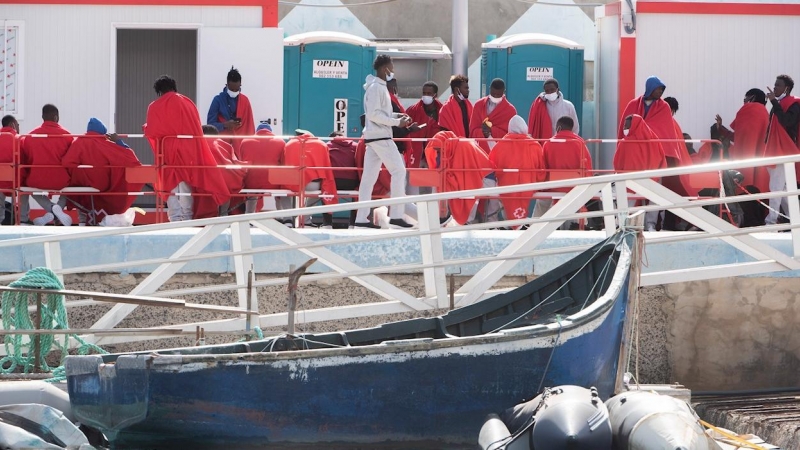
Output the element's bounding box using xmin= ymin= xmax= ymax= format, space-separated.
xmin=284 ymin=31 xmax=376 ymax=138
xmin=481 ymin=33 xmax=584 ymax=135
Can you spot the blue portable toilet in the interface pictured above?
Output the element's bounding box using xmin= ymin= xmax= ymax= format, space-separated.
xmin=481 ymin=33 xmax=584 ymax=135
xmin=284 ymin=31 xmax=376 ymax=138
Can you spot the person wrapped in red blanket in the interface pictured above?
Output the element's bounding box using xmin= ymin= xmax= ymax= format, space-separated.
xmin=144 ymin=75 xmax=230 ymax=222
xmin=192 ymin=125 xmax=247 ymax=219
xmin=282 ymin=130 xmax=338 ymax=227
xmin=239 ymin=122 xmax=286 ymax=214
xmin=0 ymin=115 xmax=20 ymax=224
xmin=763 ymin=75 xmax=800 ymax=225
xmin=20 ymin=104 xmax=75 ymax=226
xmin=438 ymin=75 xmax=472 ymax=138
xmin=470 ymin=78 xmax=517 ymax=155
xmin=715 ymin=89 xmax=770 ymax=195
xmin=614 ymin=114 xmax=667 ymax=231
xmin=424 ymin=130 xmax=492 ymax=225
xmin=527 ymin=78 xmax=580 ymax=141
xmin=206 ymin=67 xmax=255 ymax=158
xmin=534 ymin=116 xmax=593 ymax=221
xmin=405 ymin=82 xmax=442 ymax=173
xmin=62 ymin=118 xmax=143 ymax=225
xmin=489 ymin=115 xmax=545 ymax=226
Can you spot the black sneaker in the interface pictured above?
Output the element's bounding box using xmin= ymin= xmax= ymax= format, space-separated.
xmin=389 ymin=218 xmax=414 ymax=229
xmin=354 ymin=222 xmax=381 ymax=229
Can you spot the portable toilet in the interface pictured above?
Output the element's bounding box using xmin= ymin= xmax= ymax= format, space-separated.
xmin=481 ymin=33 xmax=584 ymax=134
xmin=284 ymin=31 xmax=376 ymax=138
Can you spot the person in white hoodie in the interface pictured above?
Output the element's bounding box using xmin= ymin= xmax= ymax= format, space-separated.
xmin=355 ymin=54 xmax=415 ymax=229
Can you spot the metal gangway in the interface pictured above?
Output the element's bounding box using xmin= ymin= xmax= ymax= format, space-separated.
xmin=1 ymin=154 xmax=799 ymax=351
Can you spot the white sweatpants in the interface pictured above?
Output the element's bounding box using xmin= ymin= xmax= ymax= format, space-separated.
xmin=356 ymin=139 xmax=407 ymax=222
xmin=766 ymin=166 xmax=788 ymax=225
xmin=167 ymin=182 xmax=193 ymax=222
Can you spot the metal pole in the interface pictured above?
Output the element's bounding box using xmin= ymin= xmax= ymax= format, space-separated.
xmin=246 ymin=265 xmax=254 ymax=335
xmin=452 ymin=0 xmax=469 ymax=76
xmin=287 ymin=258 xmax=317 ymax=335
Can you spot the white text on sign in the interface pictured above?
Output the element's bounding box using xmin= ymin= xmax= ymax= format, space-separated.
xmin=526 ymin=67 xmax=554 ymax=82
xmin=313 ymin=60 xmax=350 ymax=79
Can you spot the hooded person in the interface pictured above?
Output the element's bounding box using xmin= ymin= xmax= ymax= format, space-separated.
xmin=438 ymin=75 xmax=473 ymax=138
xmin=239 ymin=122 xmax=286 ymax=214
xmin=206 ymin=67 xmax=255 ymax=158
xmin=527 ymin=78 xmax=580 ymax=141
xmin=355 ymin=54 xmax=415 ymax=229
xmin=144 ymin=75 xmax=231 ymax=222
xmin=533 ymin=116 xmax=594 ymax=219
xmin=489 ymin=115 xmax=546 ymax=225
xmin=424 ymin=130 xmax=492 ymax=225
xmin=192 ymin=125 xmax=247 ymax=220
xmin=763 ymin=74 xmax=800 ymax=225
xmin=469 ymin=78 xmax=517 ymax=154
xmin=405 ymin=81 xmax=443 ymax=172
xmin=614 ymin=114 xmax=667 ymax=231
xmin=62 ymin=117 xmax=144 ymax=225
xmin=20 ymin=104 xmax=74 ymax=226
xmin=619 ymin=76 xmax=685 ymax=165
xmin=715 ymin=89 xmax=770 ymax=194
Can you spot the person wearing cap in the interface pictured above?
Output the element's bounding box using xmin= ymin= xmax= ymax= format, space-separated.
xmin=62 ymin=118 xmax=143 ymax=225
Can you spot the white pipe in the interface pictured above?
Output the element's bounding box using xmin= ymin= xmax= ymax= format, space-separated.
xmin=452 ymin=0 xmax=468 ymax=76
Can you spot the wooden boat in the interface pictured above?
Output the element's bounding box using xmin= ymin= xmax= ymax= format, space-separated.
xmin=64 ymin=230 xmax=637 ymax=449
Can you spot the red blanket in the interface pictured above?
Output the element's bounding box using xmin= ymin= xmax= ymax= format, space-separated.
xmin=144 ymin=91 xmax=230 ymax=205
xmin=543 ymin=130 xmax=593 ymax=192
xmin=284 ymin=134 xmax=338 ymax=205
xmin=690 ymin=142 xmax=714 ymax=165
xmin=527 ymin=97 xmax=552 ymax=140
xmin=424 ymin=131 xmax=492 ymax=224
xmin=489 ymin=134 xmax=545 ymax=220
xmin=729 ymin=102 xmax=769 ymax=192
xmin=613 ymin=115 xmax=667 ymax=176
xmin=661 ymin=119 xmax=694 ymax=196
xmin=240 ymin=129 xmax=285 ymax=190
xmin=620 ymin=97 xmax=684 ymax=163
xmin=405 ymin=99 xmax=442 ymax=169
xmin=218 ymin=93 xmax=255 ymax=158
xmin=355 ymin=137 xmax=390 ymax=198
xmin=194 ymin=139 xmax=247 ymax=219
xmin=765 ymin=96 xmax=800 ymax=181
xmin=21 ymin=121 xmax=73 ymax=190
xmin=438 ymin=95 xmax=472 ymax=138
xmin=63 ymin=132 xmax=144 ymax=216
xmin=469 ymin=97 xmax=517 ymax=154
xmin=0 ymin=127 xmax=17 ymax=190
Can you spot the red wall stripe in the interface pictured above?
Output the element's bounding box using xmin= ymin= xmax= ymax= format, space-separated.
xmin=637 ymin=1 xmax=800 ymax=16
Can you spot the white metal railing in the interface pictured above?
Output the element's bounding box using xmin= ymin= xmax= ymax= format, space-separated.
xmin=2 ymin=153 xmax=800 ymax=351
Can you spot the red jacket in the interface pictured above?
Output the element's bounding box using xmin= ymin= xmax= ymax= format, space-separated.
xmin=469 ymin=96 xmax=517 ymax=154
xmin=543 ymin=130 xmax=593 ymax=193
xmin=489 ymin=133 xmax=545 ymax=220
xmin=0 ymin=126 xmax=17 ymax=190
xmin=21 ymin=121 xmax=73 ymax=190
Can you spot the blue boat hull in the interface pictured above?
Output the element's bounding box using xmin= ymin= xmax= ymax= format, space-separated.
xmin=65 ymin=235 xmax=634 ymax=448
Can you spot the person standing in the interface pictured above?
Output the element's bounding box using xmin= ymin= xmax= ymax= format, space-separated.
xmin=763 ymin=74 xmax=800 ymax=225
xmin=438 ymin=75 xmax=472 ymax=138
xmin=144 ymin=75 xmax=230 ymax=222
xmin=527 ymin=78 xmax=580 ymax=140
xmin=715 ymin=89 xmax=770 ymax=194
xmin=355 ymin=54 xmax=414 ymax=229
xmin=405 ymin=81 xmax=442 ymax=173
xmin=469 ymin=78 xmax=517 ymax=154
xmin=207 ymin=67 xmax=255 ymax=158
xmin=0 ymin=115 xmax=24 ymax=224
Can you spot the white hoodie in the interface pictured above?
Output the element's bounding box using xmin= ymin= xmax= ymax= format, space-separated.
xmin=363 ymin=74 xmax=403 ymax=140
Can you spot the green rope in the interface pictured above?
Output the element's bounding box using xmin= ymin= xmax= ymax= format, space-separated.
xmin=0 ymin=267 xmax=107 ymax=381
xmin=238 ymin=326 xmax=264 ymax=342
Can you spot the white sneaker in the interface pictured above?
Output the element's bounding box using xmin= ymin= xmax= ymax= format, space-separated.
xmin=33 ymin=212 xmax=54 ymax=226
xmin=52 ymin=205 xmax=73 ymax=227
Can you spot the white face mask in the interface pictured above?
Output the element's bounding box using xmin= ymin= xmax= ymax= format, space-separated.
xmin=386 ymin=71 xmax=395 ymax=82
xmin=777 ymin=92 xmax=787 ymax=101
xmin=422 ymin=95 xmax=434 ymax=105
xmin=228 ymin=89 xmax=240 ymax=98
xmin=489 ymin=96 xmax=502 ymax=104
xmin=622 ymin=129 xmax=630 ymax=137
xmin=457 ymin=90 xmax=466 ymax=101
xmin=544 ymin=92 xmax=558 ymax=102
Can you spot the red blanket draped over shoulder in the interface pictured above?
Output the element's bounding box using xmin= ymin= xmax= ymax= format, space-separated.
xmin=0 ymin=127 xmax=17 ymax=190
xmin=240 ymin=129 xmax=285 ymax=190
xmin=355 ymin=138 xmax=390 ymax=197
xmin=194 ymin=139 xmax=247 ymax=219
xmin=144 ymin=91 xmax=230 ymax=205
xmin=469 ymin=97 xmax=517 ymax=154
xmin=527 ymin=97 xmax=552 ymax=141
xmin=613 ymin=115 xmax=667 ymax=177
xmin=729 ymin=102 xmax=769 ymax=192
xmin=283 ymin=134 xmax=338 ymax=205
xmin=218 ymin=94 xmax=255 ymax=158
xmin=62 ymin=133 xmax=144 ymax=216
xmin=405 ymin=99 xmax=442 ymax=169
xmin=438 ymin=95 xmax=472 ymax=138
xmin=764 ymin=96 xmax=800 ymax=181
xmin=619 ymin=97 xmax=684 ymax=163
xmin=662 ymin=119 xmax=695 ymax=196
xmin=424 ymin=131 xmax=492 ymax=224
xmin=21 ymin=121 xmax=73 ymax=190
xmin=543 ymin=130 xmax=593 ymax=193
xmin=489 ymin=133 xmax=545 ymax=220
